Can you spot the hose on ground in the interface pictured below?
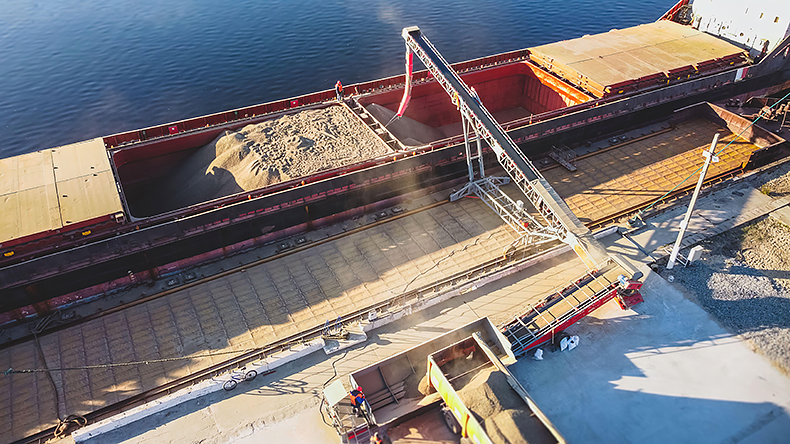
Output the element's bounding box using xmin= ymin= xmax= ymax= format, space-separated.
xmin=54 ymin=415 xmax=88 ymax=439
xmin=25 ymin=311 xmax=88 ymax=437
xmin=319 ymin=349 xmax=349 ymax=427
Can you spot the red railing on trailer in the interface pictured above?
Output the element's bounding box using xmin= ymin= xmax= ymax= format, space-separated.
xmin=500 ymin=259 xmax=644 ymax=356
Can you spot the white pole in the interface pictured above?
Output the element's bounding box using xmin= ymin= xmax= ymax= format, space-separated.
xmin=462 ymin=114 xmax=474 ymax=181
xmin=667 ymin=133 xmax=719 ymax=270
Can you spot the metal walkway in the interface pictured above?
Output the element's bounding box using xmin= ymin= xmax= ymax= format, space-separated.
xmin=501 ymin=257 xmax=633 ymax=355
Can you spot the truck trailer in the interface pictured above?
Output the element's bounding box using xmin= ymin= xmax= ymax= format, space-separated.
xmin=324 ymin=317 xmax=564 ymax=444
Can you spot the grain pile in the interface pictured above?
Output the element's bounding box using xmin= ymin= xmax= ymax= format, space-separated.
xmin=456 ymin=367 xmax=556 ymax=444
xmin=144 ymin=106 xmax=391 ymax=214
xmin=403 ymin=370 xmax=432 ymax=399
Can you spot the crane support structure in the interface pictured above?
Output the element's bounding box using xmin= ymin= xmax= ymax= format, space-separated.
xmin=401 ymin=26 xmax=608 ymax=268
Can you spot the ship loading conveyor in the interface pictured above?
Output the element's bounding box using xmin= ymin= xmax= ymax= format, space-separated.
xmin=4 ymin=0 xmax=790 ymax=315
xmin=400 ymin=26 xmax=609 ymax=269
xmin=501 ymin=255 xmax=644 ymax=356
xmin=4 ymin=98 xmax=782 ymax=443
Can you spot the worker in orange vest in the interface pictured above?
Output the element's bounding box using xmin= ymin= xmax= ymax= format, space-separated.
xmin=349 ymin=386 xmax=366 ymax=417
xmin=370 ymin=431 xmax=392 ymax=444
xmin=335 ymin=80 xmax=344 ymax=102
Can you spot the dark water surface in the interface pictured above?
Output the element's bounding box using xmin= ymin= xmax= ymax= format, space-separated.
xmin=0 ymin=0 xmax=672 ymax=157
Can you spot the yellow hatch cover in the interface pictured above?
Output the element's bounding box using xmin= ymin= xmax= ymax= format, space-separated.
xmin=0 ymin=138 xmax=122 ymax=245
xmin=529 ymin=20 xmax=747 ymax=97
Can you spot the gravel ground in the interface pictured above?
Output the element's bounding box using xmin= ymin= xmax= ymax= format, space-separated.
xmin=755 ymin=160 xmax=790 ymax=198
xmin=666 ymin=216 xmax=790 ymax=375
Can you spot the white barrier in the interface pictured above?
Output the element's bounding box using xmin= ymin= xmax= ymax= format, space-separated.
xmin=72 ymin=338 xmax=325 ymax=442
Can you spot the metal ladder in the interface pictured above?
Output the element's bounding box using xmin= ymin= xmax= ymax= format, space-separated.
xmin=333 ymin=397 xmax=372 ymax=444
xmin=345 ymin=99 xmax=402 ymax=151
xmin=348 ymin=422 xmax=371 ymax=444
xmin=661 ymin=245 xmax=688 ymax=267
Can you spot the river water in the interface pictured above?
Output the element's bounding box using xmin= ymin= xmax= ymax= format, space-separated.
xmin=0 ymin=0 xmax=672 ymax=157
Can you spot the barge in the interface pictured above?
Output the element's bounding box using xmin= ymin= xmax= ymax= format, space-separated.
xmin=2 ymin=0 xmax=790 ymax=320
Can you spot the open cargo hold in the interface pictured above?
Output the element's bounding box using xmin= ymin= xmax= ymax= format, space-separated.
xmin=117 ymin=62 xmax=589 ymax=219
xmin=358 ymin=61 xmax=593 ymax=145
xmin=117 ymin=104 xmax=395 ymax=217
xmin=546 ymin=102 xmax=787 ymax=226
xmin=529 ymin=20 xmax=749 ymax=98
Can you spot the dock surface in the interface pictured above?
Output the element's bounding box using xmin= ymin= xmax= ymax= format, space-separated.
xmin=0 ymin=197 xmax=518 ymax=443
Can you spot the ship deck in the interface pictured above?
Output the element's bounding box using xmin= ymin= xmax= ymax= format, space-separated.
xmin=528 ymin=20 xmax=747 ymax=97
xmin=0 ymin=138 xmax=122 ymax=245
xmin=548 ymin=118 xmax=762 ymax=225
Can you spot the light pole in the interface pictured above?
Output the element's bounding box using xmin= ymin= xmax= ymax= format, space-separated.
xmin=667 ymin=133 xmax=719 ymax=270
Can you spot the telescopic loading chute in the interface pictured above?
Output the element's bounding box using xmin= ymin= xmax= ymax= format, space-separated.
xmin=390 ymin=48 xmax=414 ymax=124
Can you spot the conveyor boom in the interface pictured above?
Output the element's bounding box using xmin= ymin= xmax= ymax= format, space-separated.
xmin=401 ymin=26 xmax=608 ymax=267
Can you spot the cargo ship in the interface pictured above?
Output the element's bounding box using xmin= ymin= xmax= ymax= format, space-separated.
xmin=2 ymin=0 xmax=789 ymax=322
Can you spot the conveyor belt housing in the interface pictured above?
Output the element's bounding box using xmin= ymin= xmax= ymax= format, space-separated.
xmin=401 ymin=26 xmax=608 ymax=268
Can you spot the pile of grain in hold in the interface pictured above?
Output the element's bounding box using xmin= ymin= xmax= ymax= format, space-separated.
xmin=457 ymin=368 xmax=557 ymax=444
xmin=146 ymin=105 xmax=391 ymax=214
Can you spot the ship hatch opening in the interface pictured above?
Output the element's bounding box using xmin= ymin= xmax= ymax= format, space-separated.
xmin=112 ymin=103 xmax=394 ymax=218
xmin=357 ymin=61 xmax=593 ymax=146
